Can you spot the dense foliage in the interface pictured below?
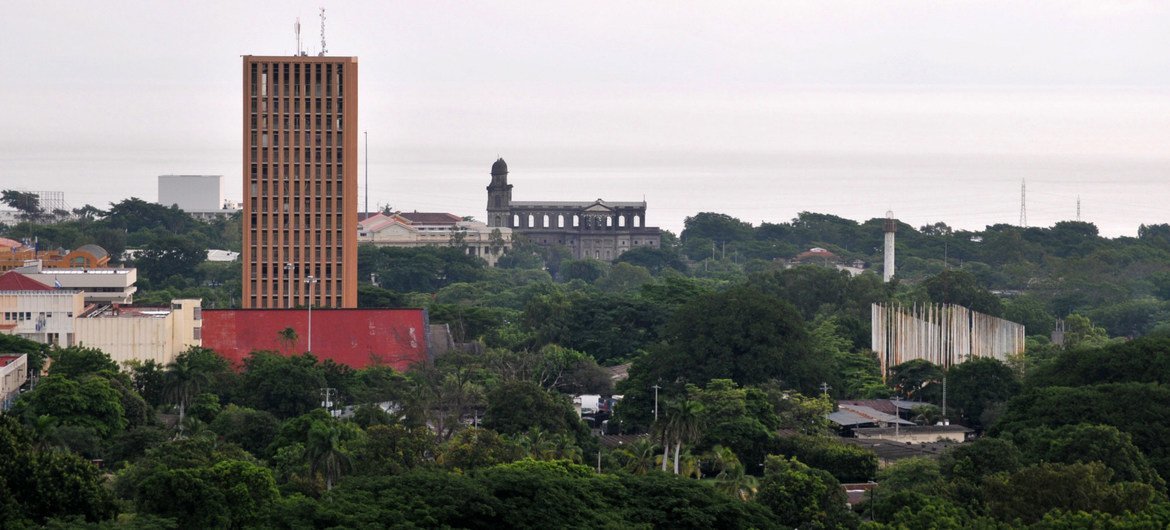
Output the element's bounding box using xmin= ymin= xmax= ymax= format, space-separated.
xmin=4 ymin=207 xmax=1170 ymax=527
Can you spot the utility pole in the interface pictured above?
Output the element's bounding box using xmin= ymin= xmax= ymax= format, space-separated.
xmin=941 ymin=376 xmax=947 ymax=421
xmin=320 ymin=387 xmax=337 ymax=414
xmin=305 ymin=275 xmax=318 ymax=351
xmin=284 ymin=262 xmax=295 ymax=308
xmin=652 ymin=384 xmax=661 ymax=422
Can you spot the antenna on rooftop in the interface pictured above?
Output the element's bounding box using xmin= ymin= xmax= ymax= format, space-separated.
xmin=1076 ymin=195 xmax=1081 ymax=222
xmin=294 ymin=17 xmax=303 ymax=56
xmin=318 ymin=7 xmax=328 ymax=56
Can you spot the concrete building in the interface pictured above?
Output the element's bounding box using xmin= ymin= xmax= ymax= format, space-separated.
xmin=158 ymin=175 xmax=238 ymax=220
xmin=358 ymin=212 xmax=513 ymax=266
xmin=14 ymin=263 xmax=137 ymax=305
xmin=0 ymin=270 xmax=85 ymax=347
xmin=73 ymin=299 xmax=202 ymax=367
xmin=242 ymin=54 xmax=359 ymax=309
xmin=0 ymin=354 xmax=28 ymax=410
xmin=486 ymin=158 xmax=661 ymax=261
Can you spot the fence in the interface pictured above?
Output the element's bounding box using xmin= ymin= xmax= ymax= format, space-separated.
xmin=871 ymin=303 xmax=1025 ymax=380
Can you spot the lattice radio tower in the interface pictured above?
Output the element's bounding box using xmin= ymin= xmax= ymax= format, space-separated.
xmin=1018 ymin=179 xmax=1027 ymax=228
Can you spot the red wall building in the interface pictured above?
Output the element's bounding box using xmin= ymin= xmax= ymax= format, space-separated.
xmin=201 ymin=308 xmax=429 ymax=371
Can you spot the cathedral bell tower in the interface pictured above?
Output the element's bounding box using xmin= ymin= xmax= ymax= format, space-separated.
xmin=486 ymin=158 xmax=513 ymax=228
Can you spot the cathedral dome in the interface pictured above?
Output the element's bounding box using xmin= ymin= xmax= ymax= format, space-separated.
xmin=491 ymin=158 xmax=508 ymax=175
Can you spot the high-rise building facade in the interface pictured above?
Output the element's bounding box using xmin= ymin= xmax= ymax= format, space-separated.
xmin=242 ymin=55 xmax=358 ymax=308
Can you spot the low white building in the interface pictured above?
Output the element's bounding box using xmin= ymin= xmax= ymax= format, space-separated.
xmin=13 ymin=263 xmax=137 ymax=304
xmin=359 ymin=212 xmax=513 ymax=267
xmin=0 ymin=354 xmax=28 ymax=410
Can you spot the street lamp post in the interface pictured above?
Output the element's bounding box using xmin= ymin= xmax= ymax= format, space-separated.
xmin=304 ymin=275 xmax=318 ymax=352
xmin=284 ymin=262 xmax=295 ymax=308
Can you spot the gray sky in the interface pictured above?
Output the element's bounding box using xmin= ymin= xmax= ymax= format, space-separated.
xmin=2 ymin=1 xmax=1168 ymax=236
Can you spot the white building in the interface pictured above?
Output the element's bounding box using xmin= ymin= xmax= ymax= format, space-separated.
xmin=158 ymin=175 xmax=239 ymax=220
xmin=359 ymin=212 xmax=513 ymax=267
xmin=13 ymin=263 xmax=137 ymax=304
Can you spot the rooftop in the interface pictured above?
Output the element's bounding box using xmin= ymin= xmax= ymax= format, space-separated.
xmin=0 ymin=271 xmax=54 ymax=291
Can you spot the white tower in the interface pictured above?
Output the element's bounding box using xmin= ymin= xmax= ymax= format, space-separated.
xmin=883 ymin=211 xmax=896 ymax=282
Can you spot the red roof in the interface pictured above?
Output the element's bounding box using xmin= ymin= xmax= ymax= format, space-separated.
xmin=0 ymin=271 xmax=53 ymax=291
xmin=397 ymin=212 xmax=462 ymax=225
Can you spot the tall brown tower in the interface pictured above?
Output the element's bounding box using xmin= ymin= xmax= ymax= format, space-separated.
xmin=242 ymin=55 xmax=358 ymax=309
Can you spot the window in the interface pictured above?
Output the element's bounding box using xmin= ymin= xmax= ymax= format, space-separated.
xmin=193 ymin=327 xmax=202 ymax=340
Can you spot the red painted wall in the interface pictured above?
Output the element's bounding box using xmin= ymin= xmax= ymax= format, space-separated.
xmin=201 ymin=309 xmax=429 ymax=371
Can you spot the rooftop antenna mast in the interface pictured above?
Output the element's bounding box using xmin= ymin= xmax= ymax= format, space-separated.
xmin=1019 ymin=179 xmax=1028 ymax=228
xmin=1076 ymin=196 xmax=1081 ymax=222
xmin=318 ymin=7 xmax=328 ymax=56
xmin=294 ymin=17 xmax=302 ymax=55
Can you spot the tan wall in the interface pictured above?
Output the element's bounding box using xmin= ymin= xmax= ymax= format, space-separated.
xmin=74 ymin=299 xmax=202 ymax=367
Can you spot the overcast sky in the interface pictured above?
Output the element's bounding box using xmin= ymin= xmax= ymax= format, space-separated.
xmin=2 ymin=1 xmax=1168 ymax=235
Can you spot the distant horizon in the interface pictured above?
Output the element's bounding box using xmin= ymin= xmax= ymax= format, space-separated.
xmin=3 ymin=2 xmax=1167 ymax=239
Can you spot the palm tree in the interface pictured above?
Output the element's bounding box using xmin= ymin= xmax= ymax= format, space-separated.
xmin=709 ymin=445 xmax=758 ymax=500
xmin=277 ymin=327 xmax=299 ymax=352
xmin=164 ymin=353 xmax=212 ymax=432
xmin=515 ymin=428 xmax=556 ymax=460
xmin=665 ymin=398 xmax=704 ymax=475
xmin=616 ymin=437 xmax=658 ymax=475
xmin=306 ymin=421 xmax=351 ymax=491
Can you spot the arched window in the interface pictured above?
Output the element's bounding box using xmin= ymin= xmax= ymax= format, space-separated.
xmin=557 ymin=215 xmax=565 ymax=228
xmin=573 ymin=215 xmax=580 ymax=227
xmin=634 ymin=215 xmax=641 ymax=228
xmin=606 ymin=216 xmax=613 ymax=228
xmin=543 ymin=214 xmax=550 ymax=228
xmin=495 ymin=215 xmax=502 ymax=227
xmin=512 ymin=214 xmax=520 ymax=227
xmin=618 ymin=215 xmax=626 ymax=227
xmin=527 ymin=214 xmax=535 ymax=228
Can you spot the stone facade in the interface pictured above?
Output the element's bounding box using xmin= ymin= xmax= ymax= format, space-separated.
xmin=485 ymin=158 xmax=661 ymax=261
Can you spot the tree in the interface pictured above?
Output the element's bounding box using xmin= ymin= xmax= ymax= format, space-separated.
xmin=13 ymin=374 xmax=126 ymax=439
xmin=351 ymin=424 xmax=436 ymax=476
xmin=887 ymin=359 xmax=943 ymax=402
xmin=237 ymin=352 xmax=327 ymax=419
xmin=209 ymin=405 xmax=280 ymax=457
xmin=984 ymin=462 xmax=1156 ymax=524
xmin=708 ymin=445 xmax=759 ymax=500
xmin=134 ymin=235 xmax=207 ymax=286
xmin=923 ymin=269 xmax=1004 ymax=316
xmin=1006 ymin=423 xmax=1164 ymax=489
xmin=306 ymin=420 xmax=353 ymax=491
xmin=628 ymin=285 xmax=824 ymax=392
xmin=483 ymin=380 xmax=586 ymax=441
xmin=47 ymin=346 xmax=118 ymax=379
xmin=946 ymin=357 xmax=1020 ymax=429
xmin=0 ymin=417 xmax=116 ymax=526
xmin=614 ymin=437 xmax=659 ymax=475
xmin=435 ymin=427 xmax=520 ymax=471
xmin=559 ymin=259 xmax=607 ymax=283
xmin=594 ymin=262 xmax=653 ymax=293
xmin=613 ymin=246 xmax=686 ymax=275
xmin=663 ymin=397 xmax=704 ymax=475
xmin=1 ymin=189 xmax=44 ymax=222
xmin=755 ymin=455 xmax=857 ymax=529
